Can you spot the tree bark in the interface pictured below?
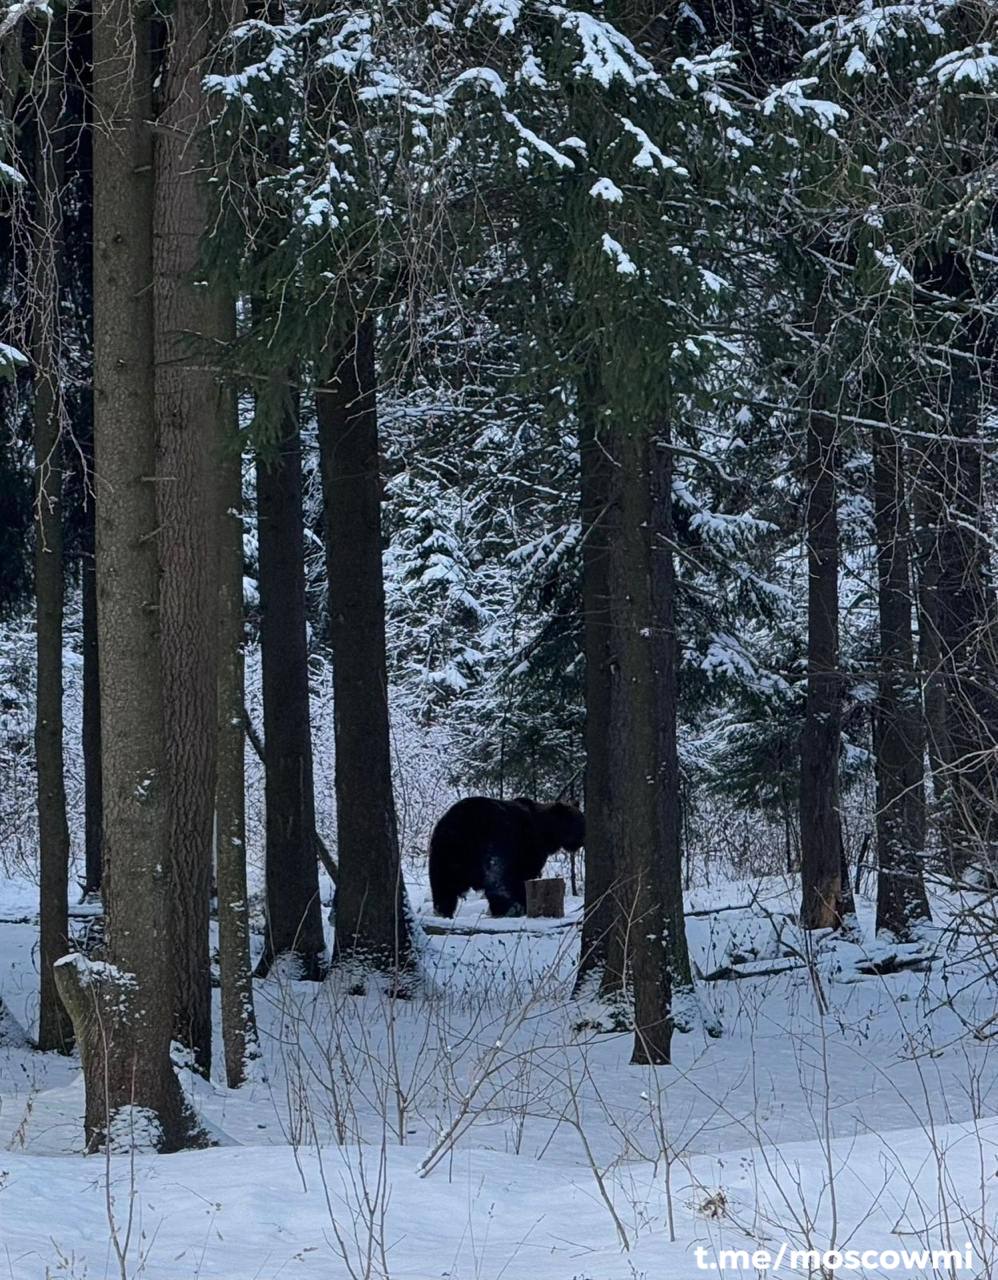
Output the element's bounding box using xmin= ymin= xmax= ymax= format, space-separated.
xmin=153 ymin=0 xmax=222 ymax=1078
xmin=932 ymin=421 xmax=998 ymax=874
xmin=316 ymin=317 xmax=413 ymax=978
xmin=575 ymin=365 xmax=619 ymax=994
xmin=608 ymin=418 xmax=674 ymax=1066
xmin=215 ymin=305 xmax=260 ymax=1087
xmin=799 ymin=356 xmax=845 ymax=930
xmin=912 ymin=446 xmax=947 ymax=803
xmin=81 ymin=468 xmax=103 ymax=899
xmin=650 ymin=435 xmax=693 ymax=998
xmin=61 ymin=0 xmax=197 ymax=1151
xmin=32 ymin=16 xmax=73 ymax=1052
xmin=912 ymin=251 xmax=998 ymax=876
xmin=526 ymin=877 xmax=565 ymax=918
xmin=255 ymin=389 xmax=327 ymax=980
xmin=873 ymin=420 xmax=931 ymax=936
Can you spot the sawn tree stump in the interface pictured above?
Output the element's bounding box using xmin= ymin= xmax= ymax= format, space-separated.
xmin=526 ymin=877 xmax=565 ymax=918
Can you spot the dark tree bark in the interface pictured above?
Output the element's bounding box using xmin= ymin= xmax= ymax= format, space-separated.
xmin=912 ymin=251 xmax=998 ymax=876
xmin=650 ymin=436 xmax=693 ymax=998
xmin=153 ymin=0 xmax=222 ymax=1078
xmin=872 ymin=418 xmax=931 ymax=936
xmin=932 ymin=416 xmax=998 ymax=874
xmin=799 ymin=364 xmax=846 ymax=930
xmin=912 ymin=446 xmax=947 ymax=801
xmin=316 ymin=317 xmax=413 ymax=978
xmin=607 ymin=417 xmax=674 ymax=1066
xmin=575 ymin=365 xmax=620 ymax=994
xmin=81 ymin=470 xmax=103 ymax=899
xmin=55 ymin=0 xmax=197 ymax=1151
xmin=255 ymin=390 xmax=327 ymax=980
xmin=32 ymin=18 xmax=73 ymax=1052
xmin=215 ymin=309 xmax=260 ymax=1088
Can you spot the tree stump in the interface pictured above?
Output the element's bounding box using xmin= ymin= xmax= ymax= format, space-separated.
xmin=526 ymin=877 xmax=565 ymax=918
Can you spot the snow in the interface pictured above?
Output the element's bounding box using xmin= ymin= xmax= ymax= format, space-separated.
xmin=0 ymin=160 xmax=27 ymax=188
xmin=466 ymin=0 xmax=522 ymax=37
xmin=761 ymin=78 xmax=848 ymax=130
xmin=502 ymin=110 xmax=575 ymax=169
xmin=873 ymin=246 xmax=914 ymax=286
xmin=600 ymin=233 xmax=638 ymax=275
xmin=621 ymin=117 xmax=688 ymax=176
xmin=0 ymin=341 xmax=29 ymax=376
xmin=2 ymin=866 xmax=997 ymax=1277
xmin=0 ymin=0 xmax=51 ymax=40
xmin=589 ymin=176 xmax=624 ymax=203
xmin=553 ymin=9 xmax=652 ymax=88
xmin=931 ymin=43 xmax=998 ymax=86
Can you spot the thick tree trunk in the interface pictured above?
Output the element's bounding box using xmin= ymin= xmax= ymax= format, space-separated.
xmin=873 ymin=422 xmax=931 ymax=936
xmin=316 ymin=317 xmax=413 ymax=978
xmin=81 ymin=474 xmax=103 ymax=899
xmin=799 ymin=385 xmax=845 ymax=930
xmin=913 ymin=252 xmax=998 ymax=876
xmin=31 ymin=19 xmax=73 ymax=1055
xmin=153 ymin=0 xmax=221 ymax=1078
xmin=607 ymin=418 xmax=673 ymax=1066
xmin=933 ymin=422 xmax=998 ymax=875
xmin=215 ymin=313 xmax=260 ymax=1087
xmin=255 ymin=392 xmax=327 ymax=980
xmin=60 ymin=0 xmax=197 ymax=1151
xmin=575 ymin=367 xmax=619 ymax=994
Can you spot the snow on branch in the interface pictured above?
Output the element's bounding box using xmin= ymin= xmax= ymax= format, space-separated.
xmin=761 ymin=77 xmax=848 ymax=130
xmin=0 ymin=0 xmax=51 ymax=39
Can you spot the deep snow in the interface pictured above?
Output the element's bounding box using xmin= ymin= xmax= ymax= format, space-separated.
xmin=1 ymin=871 xmax=996 ymax=1279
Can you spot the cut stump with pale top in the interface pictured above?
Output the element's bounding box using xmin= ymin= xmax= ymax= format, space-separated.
xmin=526 ymin=876 xmax=565 ymax=918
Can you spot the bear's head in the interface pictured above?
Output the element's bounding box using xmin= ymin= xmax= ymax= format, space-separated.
xmin=539 ymin=801 xmax=585 ymax=853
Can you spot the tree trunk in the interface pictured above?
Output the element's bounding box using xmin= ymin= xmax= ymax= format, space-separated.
xmin=575 ymin=365 xmax=619 ymax=994
xmin=58 ymin=0 xmax=198 ymax=1151
xmin=913 ymin=251 xmax=998 ymax=876
xmin=873 ymin=420 xmax=931 ymax=936
xmin=316 ymin=317 xmax=413 ymax=979
xmin=255 ymin=389 xmax=327 ymax=980
xmin=153 ymin=0 xmax=222 ymax=1078
xmin=81 ymin=468 xmax=103 ymax=900
xmin=799 ymin=375 xmax=845 ymax=930
xmin=933 ymin=422 xmax=998 ymax=874
xmin=32 ymin=19 xmax=73 ymax=1051
xmin=912 ymin=447 xmax=947 ymax=804
xmin=650 ymin=434 xmax=693 ymax=1000
xmin=215 ymin=306 xmax=260 ymax=1087
xmin=608 ymin=418 xmax=673 ymax=1066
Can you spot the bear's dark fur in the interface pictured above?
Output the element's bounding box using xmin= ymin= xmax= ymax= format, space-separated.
xmin=429 ymin=796 xmax=585 ymax=919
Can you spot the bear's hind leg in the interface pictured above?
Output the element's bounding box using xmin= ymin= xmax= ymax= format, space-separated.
xmin=429 ymin=853 xmax=461 ymax=919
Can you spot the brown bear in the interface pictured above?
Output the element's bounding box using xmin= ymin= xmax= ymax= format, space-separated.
xmin=428 ymin=796 xmax=585 ymax=918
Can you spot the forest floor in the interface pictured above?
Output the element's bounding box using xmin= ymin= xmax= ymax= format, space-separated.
xmin=0 ymin=869 xmax=996 ymax=1279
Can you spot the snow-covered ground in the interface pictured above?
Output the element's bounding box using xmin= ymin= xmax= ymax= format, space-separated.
xmin=1 ymin=872 xmax=996 ymax=1279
